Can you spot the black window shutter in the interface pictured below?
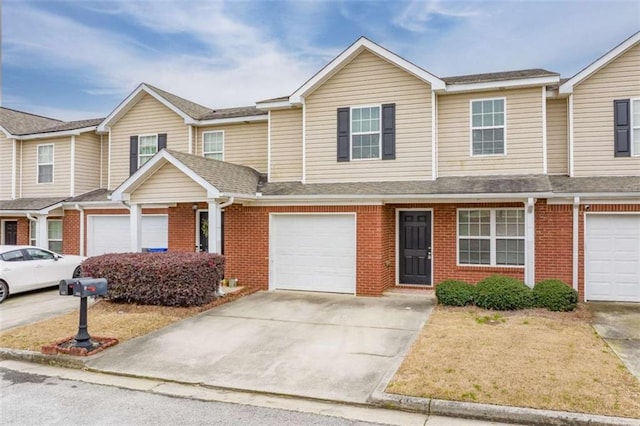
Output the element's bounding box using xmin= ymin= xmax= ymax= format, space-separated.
xmin=158 ymin=133 xmax=167 ymax=151
xmin=337 ymin=107 xmax=350 ymax=162
xmin=381 ymin=103 xmax=396 ymax=160
xmin=129 ymin=136 xmax=139 ymax=175
xmin=614 ymin=99 xmax=630 ymax=157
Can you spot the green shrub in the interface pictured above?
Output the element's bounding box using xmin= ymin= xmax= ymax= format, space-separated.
xmin=475 ymin=275 xmax=534 ymax=310
xmin=533 ymin=279 xmax=578 ymax=312
xmin=81 ymin=252 xmax=224 ymax=307
xmin=435 ymin=280 xmax=476 ymax=306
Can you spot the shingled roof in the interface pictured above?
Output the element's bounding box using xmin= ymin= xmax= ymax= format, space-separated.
xmin=146 ymin=84 xmax=266 ymax=121
xmin=0 ymin=107 xmax=62 ymax=135
xmin=442 ymin=69 xmax=559 ymax=84
xmin=0 ymin=197 xmax=67 ymax=211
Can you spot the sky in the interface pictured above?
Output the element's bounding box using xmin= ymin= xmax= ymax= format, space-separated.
xmin=2 ymin=0 xmax=639 ymax=121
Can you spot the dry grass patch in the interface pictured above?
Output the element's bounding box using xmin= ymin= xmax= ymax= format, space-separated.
xmin=0 ymin=288 xmax=257 ymax=352
xmin=388 ymin=305 xmax=640 ymax=419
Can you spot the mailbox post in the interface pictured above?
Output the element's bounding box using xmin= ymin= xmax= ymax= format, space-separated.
xmin=59 ymin=278 xmax=108 ymax=349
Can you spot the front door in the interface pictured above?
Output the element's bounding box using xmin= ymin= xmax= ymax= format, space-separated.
xmin=3 ymin=221 xmax=18 ymax=245
xmin=399 ymin=211 xmax=432 ymax=285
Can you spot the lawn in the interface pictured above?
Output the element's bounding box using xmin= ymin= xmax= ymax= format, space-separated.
xmin=0 ymin=287 xmax=256 ymax=352
xmin=387 ymin=305 xmax=640 ymax=419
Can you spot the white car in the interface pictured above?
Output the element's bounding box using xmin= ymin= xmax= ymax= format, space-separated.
xmin=0 ymin=245 xmax=85 ymax=303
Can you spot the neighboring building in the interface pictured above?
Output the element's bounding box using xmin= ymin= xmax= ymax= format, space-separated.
xmin=1 ymin=33 xmax=638 ymax=302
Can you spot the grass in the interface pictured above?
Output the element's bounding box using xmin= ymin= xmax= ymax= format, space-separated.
xmin=387 ymin=305 xmax=640 ymax=419
xmin=0 ymin=287 xmax=256 ymax=352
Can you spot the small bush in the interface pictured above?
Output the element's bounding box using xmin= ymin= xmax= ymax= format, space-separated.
xmin=475 ymin=275 xmax=534 ymax=311
xmin=81 ymin=252 xmax=224 ymax=307
xmin=534 ymin=279 xmax=578 ymax=312
xmin=436 ymin=280 xmax=476 ymax=306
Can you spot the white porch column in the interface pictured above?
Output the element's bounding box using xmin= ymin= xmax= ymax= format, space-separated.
xmin=130 ymin=203 xmax=142 ymax=252
xmin=207 ymin=200 xmax=220 ymax=253
xmin=36 ymin=215 xmax=48 ymax=249
xmin=524 ymin=198 xmax=536 ymax=287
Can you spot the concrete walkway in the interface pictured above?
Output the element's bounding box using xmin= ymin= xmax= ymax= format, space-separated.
xmin=589 ymin=302 xmax=640 ymax=380
xmin=85 ymin=291 xmax=435 ymax=403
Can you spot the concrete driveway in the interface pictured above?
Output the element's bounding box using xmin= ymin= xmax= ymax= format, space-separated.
xmin=589 ymin=302 xmax=640 ymax=380
xmin=0 ymin=288 xmax=87 ymax=331
xmin=86 ymin=291 xmax=434 ymax=403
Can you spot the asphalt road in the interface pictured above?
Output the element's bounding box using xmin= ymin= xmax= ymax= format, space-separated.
xmin=0 ymin=367 xmax=387 ymax=426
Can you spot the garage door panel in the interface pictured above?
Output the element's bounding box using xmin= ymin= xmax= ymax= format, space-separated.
xmin=586 ymin=215 xmax=640 ymax=302
xmin=271 ymin=214 xmax=356 ymax=294
xmin=87 ymin=215 xmax=168 ymax=256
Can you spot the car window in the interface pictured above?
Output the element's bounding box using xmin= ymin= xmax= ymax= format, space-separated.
xmin=24 ymin=248 xmax=55 ymax=260
xmin=1 ymin=250 xmax=25 ymax=262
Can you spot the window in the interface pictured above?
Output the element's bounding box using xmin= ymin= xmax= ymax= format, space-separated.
xmin=351 ymin=106 xmax=380 ymax=160
xmin=48 ymin=220 xmax=63 ymax=254
xmin=37 ymin=144 xmax=54 ymax=183
xmin=458 ymin=209 xmax=524 ymax=266
xmin=25 ymin=247 xmax=55 ymax=260
xmin=30 ymin=221 xmax=36 ymax=246
xmin=138 ymin=135 xmax=158 ymax=167
xmin=633 ymin=99 xmax=640 ymax=156
xmin=471 ymin=98 xmax=505 ymax=156
xmin=1 ymin=250 xmax=24 ymax=262
xmin=203 ymin=131 xmax=224 ymax=160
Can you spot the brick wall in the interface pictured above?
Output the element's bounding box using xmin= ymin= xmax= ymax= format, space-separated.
xmin=168 ymin=203 xmax=197 ymax=252
xmin=63 ymin=210 xmax=80 ymax=254
xmin=16 ymin=218 xmax=29 ymax=245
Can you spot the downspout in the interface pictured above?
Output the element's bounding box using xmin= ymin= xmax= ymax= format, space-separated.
xmin=121 ymin=201 xmax=131 ymax=210
xmin=572 ymin=196 xmax=580 ymax=292
xmin=26 ymin=213 xmax=37 ymax=246
xmin=525 ymin=198 xmax=536 ymax=287
xmin=75 ymin=204 xmax=85 ymax=256
xmin=218 ymin=197 xmax=234 ymax=209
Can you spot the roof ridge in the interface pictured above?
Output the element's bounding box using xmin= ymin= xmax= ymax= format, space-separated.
xmin=143 ymin=83 xmax=213 ymax=116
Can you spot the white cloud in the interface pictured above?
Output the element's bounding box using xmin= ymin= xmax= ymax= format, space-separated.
xmin=393 ymin=0 xmax=480 ymax=33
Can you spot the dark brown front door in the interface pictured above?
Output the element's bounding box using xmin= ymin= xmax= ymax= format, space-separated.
xmin=4 ymin=221 xmax=18 ymax=245
xmin=399 ymin=211 xmax=432 ymax=285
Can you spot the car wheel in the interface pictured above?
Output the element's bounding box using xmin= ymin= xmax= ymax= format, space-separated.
xmin=73 ymin=266 xmax=82 ymax=278
xmin=0 ymin=280 xmax=8 ymax=304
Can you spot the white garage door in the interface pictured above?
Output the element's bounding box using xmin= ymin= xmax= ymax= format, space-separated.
xmin=270 ymin=214 xmax=356 ymax=294
xmin=87 ymin=215 xmax=168 ymax=256
xmin=586 ymin=214 xmax=640 ymax=302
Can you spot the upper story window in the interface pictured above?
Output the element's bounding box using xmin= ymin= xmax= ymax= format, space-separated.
xmin=471 ymin=98 xmax=506 ymax=156
xmin=337 ymin=104 xmax=395 ymax=162
xmin=203 ymin=131 xmax=224 ymax=160
xmin=37 ymin=144 xmax=54 ymax=184
xmin=138 ymin=134 xmax=158 ymax=167
xmin=458 ymin=209 xmax=524 ymax=267
xmin=351 ymin=106 xmax=381 ymax=160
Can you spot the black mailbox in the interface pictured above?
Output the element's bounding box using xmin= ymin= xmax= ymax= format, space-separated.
xmin=72 ymin=278 xmax=108 ymax=297
xmin=59 ymin=279 xmax=77 ymax=296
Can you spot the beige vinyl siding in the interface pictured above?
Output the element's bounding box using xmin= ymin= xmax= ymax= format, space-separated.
xmin=109 ymin=94 xmax=188 ymax=189
xmin=0 ymin=135 xmax=12 ymax=199
xmin=438 ymin=87 xmax=544 ymax=176
xmin=305 ymin=49 xmax=432 ymax=183
xmin=573 ymin=43 xmax=640 ymax=176
xmin=195 ymin=122 xmax=267 ymax=171
xmin=20 ymin=137 xmax=71 ymax=198
xmin=546 ymin=98 xmax=568 ymax=175
xmin=270 ymin=108 xmax=303 ymax=182
xmin=101 ymin=135 xmax=108 ymax=188
xmin=74 ymin=133 xmax=101 ymax=195
xmin=130 ymin=163 xmax=206 ymax=203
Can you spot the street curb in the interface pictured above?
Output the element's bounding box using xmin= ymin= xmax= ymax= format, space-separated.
xmin=369 ymin=388 xmax=640 ymax=425
xmin=0 ymin=347 xmax=87 ymax=369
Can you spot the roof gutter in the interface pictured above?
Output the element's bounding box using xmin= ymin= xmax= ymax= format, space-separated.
xmin=15 ymin=126 xmax=98 ymax=140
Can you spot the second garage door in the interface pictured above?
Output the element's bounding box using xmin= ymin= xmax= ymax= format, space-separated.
xmin=87 ymin=215 xmax=168 ymax=256
xmin=585 ymin=214 xmax=640 ymax=302
xmin=270 ymin=214 xmax=356 ymax=294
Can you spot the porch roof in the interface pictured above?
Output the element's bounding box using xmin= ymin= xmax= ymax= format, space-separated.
xmin=0 ymin=197 xmax=66 ymax=212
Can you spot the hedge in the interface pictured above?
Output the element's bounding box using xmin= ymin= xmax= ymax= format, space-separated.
xmin=435 ymin=280 xmax=476 ymax=306
xmin=81 ymin=252 xmax=224 ymax=307
xmin=474 ymin=275 xmax=534 ymax=311
xmin=534 ymin=279 xmax=578 ymax=311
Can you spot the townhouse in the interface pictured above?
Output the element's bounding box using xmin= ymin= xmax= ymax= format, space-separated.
xmin=1 ymin=32 xmax=638 ymax=302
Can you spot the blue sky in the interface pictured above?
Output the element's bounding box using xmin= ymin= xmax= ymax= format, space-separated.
xmin=2 ymin=0 xmax=639 ymax=121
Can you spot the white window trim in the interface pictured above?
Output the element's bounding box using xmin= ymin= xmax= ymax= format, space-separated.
xmin=350 ymin=104 xmax=382 ymax=161
xmin=138 ymin=134 xmax=158 ymax=167
xmin=202 ymin=130 xmax=224 ymax=160
xmin=469 ymin=97 xmax=507 ymax=157
xmin=47 ymin=219 xmax=63 ymax=252
xmin=631 ymin=98 xmax=640 ymax=157
xmin=456 ymin=208 xmax=525 ymax=268
xmin=37 ymin=144 xmax=54 ymax=184
xmin=29 ymin=221 xmax=37 ymax=246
